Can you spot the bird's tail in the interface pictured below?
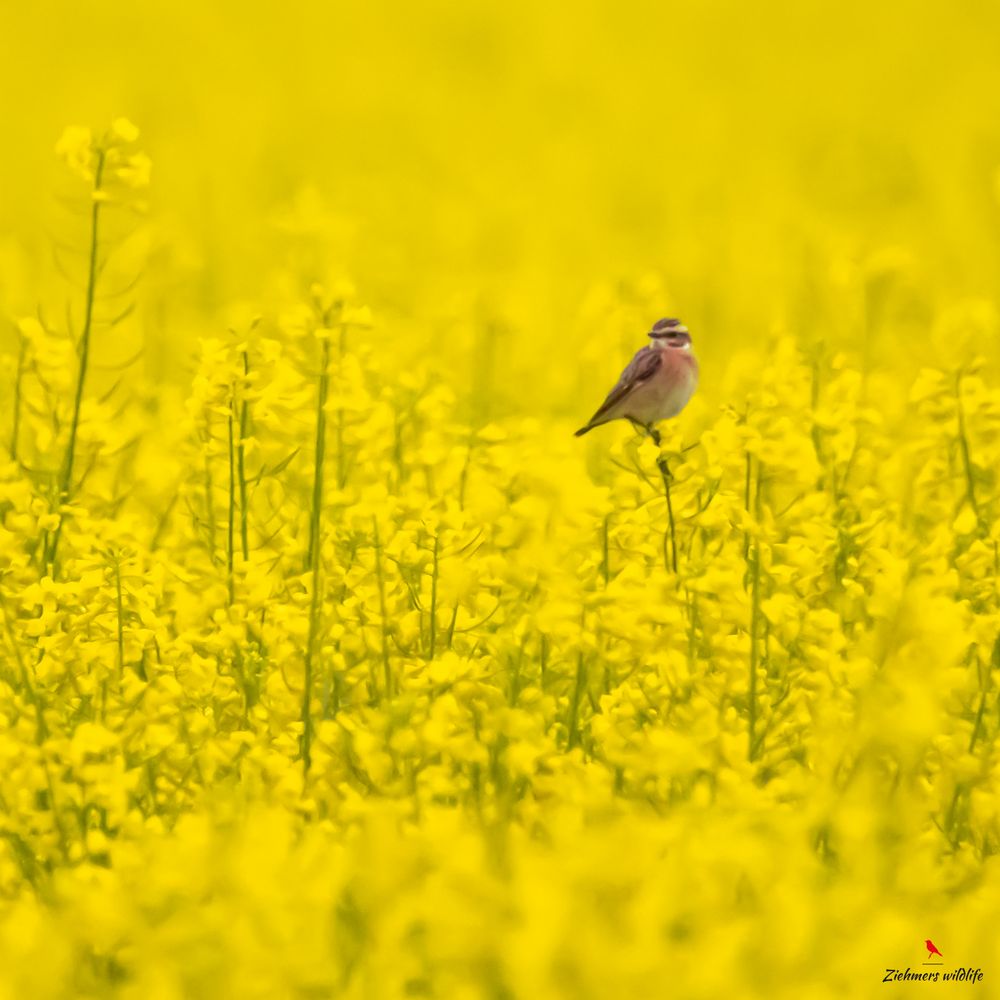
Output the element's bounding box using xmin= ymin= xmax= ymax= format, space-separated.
xmin=575 ymin=416 xmax=611 ymax=437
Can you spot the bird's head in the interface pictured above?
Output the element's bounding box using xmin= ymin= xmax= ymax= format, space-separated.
xmin=649 ymin=317 xmax=692 ymax=350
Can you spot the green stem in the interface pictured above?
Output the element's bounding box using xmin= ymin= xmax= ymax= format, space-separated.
xmin=238 ymin=351 xmax=250 ymax=562
xmin=336 ymin=324 xmax=347 ymax=491
xmin=427 ymin=533 xmax=439 ymax=660
xmin=46 ymin=148 xmax=106 ymax=570
xmin=944 ymin=688 xmax=989 ymax=840
xmin=42 ymin=759 xmax=71 ymax=861
xmin=203 ymin=437 xmax=217 ymax=565
xmin=747 ymin=456 xmax=763 ymax=762
xmin=10 ymin=335 xmax=24 ymax=461
xmin=660 ymin=456 xmax=678 ymax=573
xmin=955 ymin=371 xmax=982 ymax=528
xmin=601 ymin=513 xmax=611 ymax=585
xmin=968 ymin=690 xmax=988 ymax=753
xmin=567 ymin=651 xmax=587 ymax=750
xmin=809 ymin=356 xmax=828 ymax=486
xmin=743 ymin=451 xmax=752 ymax=562
xmin=373 ymin=517 xmax=392 ymax=699
xmin=0 ymin=593 xmax=47 ymax=742
xmin=647 ymin=426 xmax=678 ymax=573
xmin=226 ymin=403 xmax=236 ymax=606
xmin=302 ymin=334 xmax=331 ymax=774
xmin=114 ymin=555 xmax=125 ymax=678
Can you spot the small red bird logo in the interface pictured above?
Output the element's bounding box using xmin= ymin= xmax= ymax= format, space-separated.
xmin=925 ymin=940 xmax=943 ymax=959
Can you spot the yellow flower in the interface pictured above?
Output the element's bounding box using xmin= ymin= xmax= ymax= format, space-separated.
xmin=109 ymin=117 xmax=140 ymax=143
xmin=54 ymin=125 xmax=94 ymax=180
xmin=115 ymin=151 xmax=152 ymax=189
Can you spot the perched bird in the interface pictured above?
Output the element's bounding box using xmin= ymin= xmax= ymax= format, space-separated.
xmin=925 ymin=940 xmax=943 ymax=959
xmin=575 ymin=318 xmax=698 ymax=439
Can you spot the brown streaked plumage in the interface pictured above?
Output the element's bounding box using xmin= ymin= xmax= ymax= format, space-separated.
xmin=575 ymin=318 xmax=698 ymax=437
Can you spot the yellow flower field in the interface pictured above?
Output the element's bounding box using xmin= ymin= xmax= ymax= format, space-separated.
xmin=1 ymin=2 xmax=1000 ymax=996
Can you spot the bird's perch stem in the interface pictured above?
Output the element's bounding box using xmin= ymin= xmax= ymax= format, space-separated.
xmin=648 ymin=426 xmax=678 ymax=574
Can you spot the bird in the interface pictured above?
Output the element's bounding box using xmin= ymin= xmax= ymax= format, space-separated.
xmin=575 ymin=318 xmax=698 ymax=440
xmin=925 ymin=940 xmax=943 ymax=959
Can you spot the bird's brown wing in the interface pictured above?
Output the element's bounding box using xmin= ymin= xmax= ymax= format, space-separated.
xmin=584 ymin=347 xmax=662 ymax=426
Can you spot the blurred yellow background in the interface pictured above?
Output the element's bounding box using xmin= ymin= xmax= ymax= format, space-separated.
xmin=4 ymin=0 xmax=1000 ymax=405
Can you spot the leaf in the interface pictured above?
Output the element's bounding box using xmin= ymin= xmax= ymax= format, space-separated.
xmin=252 ymin=447 xmax=301 ymax=485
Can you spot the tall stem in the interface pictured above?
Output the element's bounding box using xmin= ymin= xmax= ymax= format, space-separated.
xmin=648 ymin=426 xmax=678 ymax=573
xmin=336 ymin=325 xmax=347 ymax=491
xmin=567 ymin=651 xmax=587 ymax=750
xmin=0 ymin=593 xmax=47 ymax=743
xmin=747 ymin=456 xmax=763 ymax=762
xmin=601 ymin=513 xmax=611 ymax=585
xmin=114 ymin=554 xmax=125 ymax=678
xmin=238 ymin=351 xmax=251 ymax=562
xmin=955 ymin=371 xmax=981 ymax=529
xmin=46 ymin=149 xmax=106 ymax=570
xmin=373 ymin=518 xmax=392 ymax=698
xmin=203 ymin=436 xmax=217 ymax=564
xmin=10 ymin=335 xmax=25 ymax=461
xmin=302 ymin=333 xmax=331 ymax=774
xmin=427 ymin=532 xmax=439 ymax=660
xmin=226 ymin=404 xmax=236 ymax=605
